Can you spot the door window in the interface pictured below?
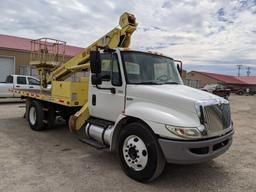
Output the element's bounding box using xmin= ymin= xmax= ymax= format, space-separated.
xmin=17 ymin=76 xmax=27 ymax=84
xmin=28 ymin=77 xmax=40 ymax=85
xmin=100 ymin=53 xmax=122 ymax=86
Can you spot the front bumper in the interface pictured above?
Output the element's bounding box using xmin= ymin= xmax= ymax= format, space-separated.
xmin=158 ymin=129 xmax=234 ymax=164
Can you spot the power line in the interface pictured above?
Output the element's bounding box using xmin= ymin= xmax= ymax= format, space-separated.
xmin=236 ymin=64 xmax=243 ymax=77
xmin=246 ymin=67 xmax=251 ymax=77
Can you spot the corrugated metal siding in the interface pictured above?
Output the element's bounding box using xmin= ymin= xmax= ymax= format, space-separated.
xmin=186 ymin=71 xmax=220 ymax=88
xmin=0 ymin=49 xmax=72 ymax=76
xmin=0 ymin=56 xmax=15 ymax=81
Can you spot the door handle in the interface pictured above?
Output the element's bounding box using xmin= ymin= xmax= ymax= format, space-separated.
xmin=16 ymin=85 xmax=20 ymax=88
xmin=29 ymin=86 xmax=34 ymax=88
xmin=92 ymin=94 xmax=96 ymax=106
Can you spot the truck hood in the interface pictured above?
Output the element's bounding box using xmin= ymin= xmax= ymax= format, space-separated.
xmin=126 ymin=84 xmax=224 ymax=115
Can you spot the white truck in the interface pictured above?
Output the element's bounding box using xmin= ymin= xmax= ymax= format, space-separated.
xmin=0 ymin=75 xmax=41 ymax=98
xmin=87 ymin=49 xmax=234 ymax=181
xmin=13 ymin=13 xmax=234 ymax=182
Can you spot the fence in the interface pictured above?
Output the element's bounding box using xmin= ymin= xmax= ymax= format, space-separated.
xmin=184 ymin=79 xmax=200 ymax=88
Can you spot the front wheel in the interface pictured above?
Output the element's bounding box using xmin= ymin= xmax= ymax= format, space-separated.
xmin=118 ymin=122 xmax=166 ymax=182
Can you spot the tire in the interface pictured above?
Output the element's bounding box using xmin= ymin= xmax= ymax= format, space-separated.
xmin=118 ymin=122 xmax=166 ymax=182
xmin=28 ymin=100 xmax=45 ymax=131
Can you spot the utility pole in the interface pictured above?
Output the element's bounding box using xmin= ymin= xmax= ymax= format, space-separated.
xmin=237 ymin=64 xmax=243 ymax=77
xmin=246 ymin=67 xmax=251 ymax=77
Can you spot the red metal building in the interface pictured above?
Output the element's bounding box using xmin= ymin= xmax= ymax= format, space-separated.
xmin=186 ymin=71 xmax=256 ymax=90
xmin=0 ymin=34 xmax=83 ymax=81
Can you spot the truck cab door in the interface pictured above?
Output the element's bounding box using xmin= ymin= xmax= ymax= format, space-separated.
xmin=15 ymin=76 xmax=28 ymax=90
xmin=89 ymin=52 xmax=125 ymax=122
xmin=27 ymin=77 xmax=41 ymax=90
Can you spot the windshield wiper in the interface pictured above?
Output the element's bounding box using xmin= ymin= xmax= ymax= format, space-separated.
xmin=133 ymin=81 xmax=163 ymax=85
xmin=164 ymin=82 xmax=179 ymax=84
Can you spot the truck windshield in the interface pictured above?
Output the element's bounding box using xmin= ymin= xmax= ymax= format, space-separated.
xmin=122 ymin=51 xmax=183 ymax=85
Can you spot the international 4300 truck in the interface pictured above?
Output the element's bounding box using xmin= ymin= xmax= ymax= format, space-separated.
xmin=12 ymin=12 xmax=234 ymax=182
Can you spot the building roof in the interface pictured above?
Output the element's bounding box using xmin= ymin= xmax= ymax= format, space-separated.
xmin=190 ymin=71 xmax=246 ymax=85
xmin=237 ymin=76 xmax=256 ymax=85
xmin=0 ymin=34 xmax=83 ymax=57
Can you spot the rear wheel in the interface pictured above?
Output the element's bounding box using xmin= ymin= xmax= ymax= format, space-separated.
xmin=118 ymin=122 xmax=166 ymax=182
xmin=28 ymin=101 xmax=45 ymax=131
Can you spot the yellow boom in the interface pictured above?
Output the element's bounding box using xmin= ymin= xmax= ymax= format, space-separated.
xmin=28 ymin=12 xmax=137 ymax=132
xmin=50 ymin=12 xmax=137 ymax=82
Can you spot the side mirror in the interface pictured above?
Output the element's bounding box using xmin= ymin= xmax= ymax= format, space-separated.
xmin=91 ymin=74 xmax=102 ymax=85
xmin=90 ymin=51 xmax=101 ymax=74
xmin=177 ymin=64 xmax=181 ymax=74
xmin=174 ymin=60 xmax=183 ymax=76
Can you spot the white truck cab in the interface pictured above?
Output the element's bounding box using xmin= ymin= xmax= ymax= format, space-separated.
xmin=85 ymin=48 xmax=234 ymax=181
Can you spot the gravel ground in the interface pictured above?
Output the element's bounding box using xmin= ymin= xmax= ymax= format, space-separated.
xmin=0 ymin=95 xmax=255 ymax=192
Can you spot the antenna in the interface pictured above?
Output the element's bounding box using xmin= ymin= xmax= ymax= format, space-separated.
xmin=236 ymin=64 xmax=243 ymax=77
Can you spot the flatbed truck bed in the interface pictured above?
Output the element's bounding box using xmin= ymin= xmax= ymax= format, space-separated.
xmin=11 ymin=78 xmax=88 ymax=107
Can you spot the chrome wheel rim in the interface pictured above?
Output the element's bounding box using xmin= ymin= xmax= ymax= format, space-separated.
xmin=29 ymin=106 xmax=36 ymax=125
xmin=122 ymin=135 xmax=148 ymax=171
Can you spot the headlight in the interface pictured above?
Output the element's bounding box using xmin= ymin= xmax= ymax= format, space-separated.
xmin=166 ymin=125 xmax=201 ymax=139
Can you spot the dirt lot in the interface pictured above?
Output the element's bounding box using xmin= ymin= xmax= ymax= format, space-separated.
xmin=0 ymin=95 xmax=255 ymax=192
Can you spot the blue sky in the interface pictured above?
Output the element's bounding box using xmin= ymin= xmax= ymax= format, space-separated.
xmin=0 ymin=0 xmax=256 ymax=76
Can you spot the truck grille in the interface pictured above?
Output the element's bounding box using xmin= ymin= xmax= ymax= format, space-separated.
xmin=203 ymin=103 xmax=231 ymax=134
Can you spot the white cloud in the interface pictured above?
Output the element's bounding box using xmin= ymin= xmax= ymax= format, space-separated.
xmin=0 ymin=0 xmax=255 ymax=75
